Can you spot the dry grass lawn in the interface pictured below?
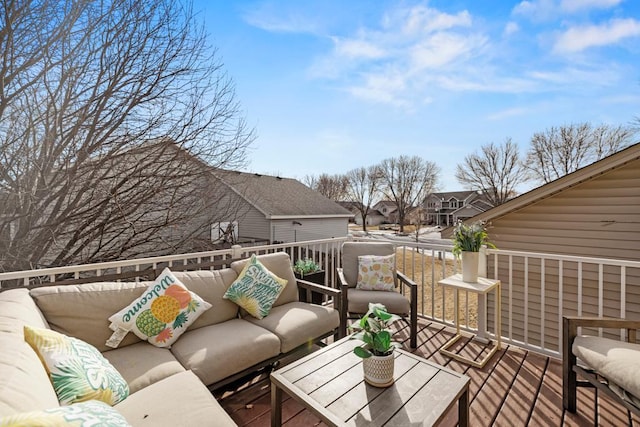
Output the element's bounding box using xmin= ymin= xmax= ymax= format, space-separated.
xmin=395 ymin=248 xmax=478 ymax=329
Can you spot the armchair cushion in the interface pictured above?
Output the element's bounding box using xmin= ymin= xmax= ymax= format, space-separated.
xmin=347 ymin=289 xmax=410 ymax=315
xmin=356 ymin=254 xmax=395 ymax=291
xmin=342 ymin=242 xmax=395 ymax=288
xmin=573 ymin=335 xmax=640 ymax=405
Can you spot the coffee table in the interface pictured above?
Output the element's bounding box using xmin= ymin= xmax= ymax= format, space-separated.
xmin=270 ymin=337 xmax=470 ymax=426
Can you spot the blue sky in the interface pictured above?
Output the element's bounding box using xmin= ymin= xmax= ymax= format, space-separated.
xmin=195 ymin=0 xmax=640 ymax=191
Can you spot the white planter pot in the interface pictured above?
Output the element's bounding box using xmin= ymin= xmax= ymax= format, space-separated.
xmin=461 ymin=251 xmax=479 ymax=283
xmin=362 ymin=352 xmax=395 ymax=387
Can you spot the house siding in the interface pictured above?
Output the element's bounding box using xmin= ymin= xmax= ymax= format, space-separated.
xmin=483 ymin=160 xmax=640 ymax=352
xmin=487 ymin=162 xmax=640 ymax=260
xmin=271 ymin=218 xmax=348 ymax=243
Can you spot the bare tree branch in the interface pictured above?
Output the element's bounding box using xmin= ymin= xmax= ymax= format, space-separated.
xmin=378 ymin=156 xmax=439 ymax=233
xmin=0 ymin=0 xmax=255 ymax=271
xmin=455 ymin=139 xmax=528 ymax=207
xmin=524 ymin=123 xmax=635 ymax=184
xmin=345 ymin=165 xmax=381 ymax=233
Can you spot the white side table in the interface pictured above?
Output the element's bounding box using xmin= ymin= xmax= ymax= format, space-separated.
xmin=438 ymin=274 xmax=501 ymax=368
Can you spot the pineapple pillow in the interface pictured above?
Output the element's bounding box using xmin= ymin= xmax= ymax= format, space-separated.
xmin=107 ymin=268 xmax=211 ymax=348
xmin=0 ymin=400 xmax=131 ymax=426
xmin=356 ymin=254 xmax=396 ymax=291
xmin=223 ymin=254 xmax=287 ymax=319
xmin=23 ymin=326 xmax=129 ymax=406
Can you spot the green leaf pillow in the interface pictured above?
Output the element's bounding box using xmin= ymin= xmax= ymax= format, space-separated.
xmin=23 ymin=326 xmax=129 ymax=406
xmin=0 ymin=400 xmax=130 ymax=426
xmin=107 ymin=267 xmax=212 ymax=348
xmin=223 ymin=254 xmax=287 ymax=319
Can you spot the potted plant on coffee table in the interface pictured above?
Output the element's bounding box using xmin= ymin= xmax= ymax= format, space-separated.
xmin=451 ymin=220 xmax=496 ymax=283
xmin=350 ymin=303 xmax=402 ymax=387
xmin=293 ymin=258 xmax=325 ymax=304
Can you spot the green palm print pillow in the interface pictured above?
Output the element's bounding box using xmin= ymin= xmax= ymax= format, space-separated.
xmin=107 ymin=268 xmax=212 ymax=348
xmin=0 ymin=400 xmax=130 ymax=426
xmin=23 ymin=326 xmax=129 ymax=406
xmin=224 ymin=254 xmax=287 ymax=319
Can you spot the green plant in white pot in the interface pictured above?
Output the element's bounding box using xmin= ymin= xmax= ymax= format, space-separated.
xmin=452 ymin=220 xmax=496 ymax=283
xmin=350 ymin=303 xmax=402 ymax=387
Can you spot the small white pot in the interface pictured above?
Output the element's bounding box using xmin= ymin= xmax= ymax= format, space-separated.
xmin=362 ymin=352 xmax=395 ymax=387
xmin=461 ymin=251 xmax=479 ymax=283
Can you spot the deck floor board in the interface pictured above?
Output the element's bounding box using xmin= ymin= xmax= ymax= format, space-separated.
xmin=216 ymin=318 xmax=638 ymax=426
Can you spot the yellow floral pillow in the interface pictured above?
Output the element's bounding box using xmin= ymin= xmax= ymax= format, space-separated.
xmin=0 ymin=400 xmax=130 ymax=426
xmin=356 ymin=254 xmax=396 ymax=291
xmin=107 ymin=268 xmax=211 ymax=348
xmin=223 ymin=254 xmax=287 ymax=319
xmin=23 ymin=326 xmax=129 ymax=406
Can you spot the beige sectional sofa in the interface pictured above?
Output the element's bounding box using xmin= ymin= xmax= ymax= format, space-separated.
xmin=0 ymin=252 xmax=341 ymax=426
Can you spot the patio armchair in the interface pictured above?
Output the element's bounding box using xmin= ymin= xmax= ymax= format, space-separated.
xmin=337 ymin=241 xmax=418 ymax=348
xmin=563 ymin=316 xmax=640 ymax=416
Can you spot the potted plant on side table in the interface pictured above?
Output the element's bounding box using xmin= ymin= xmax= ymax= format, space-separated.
xmin=452 ymin=220 xmax=496 ymax=283
xmin=293 ymin=258 xmax=325 ymax=305
xmin=350 ymin=303 xmax=401 ymax=387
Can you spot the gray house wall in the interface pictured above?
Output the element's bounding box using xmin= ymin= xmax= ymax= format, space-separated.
xmin=271 ymin=218 xmax=348 ymax=243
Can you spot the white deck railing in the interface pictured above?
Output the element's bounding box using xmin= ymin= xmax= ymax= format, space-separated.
xmin=486 ymin=248 xmax=640 ymax=358
xmin=2 ymin=236 xmax=637 ymax=359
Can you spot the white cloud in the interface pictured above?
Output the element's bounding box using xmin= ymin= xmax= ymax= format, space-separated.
xmin=332 ymin=37 xmax=387 ymax=60
xmin=512 ymin=0 xmax=557 ymax=21
xmin=309 ymin=4 xmax=488 ymax=108
xmin=553 ymin=18 xmax=640 ymax=53
xmin=504 ymin=21 xmax=520 ymax=36
xmin=561 ymin=0 xmax=623 ymax=13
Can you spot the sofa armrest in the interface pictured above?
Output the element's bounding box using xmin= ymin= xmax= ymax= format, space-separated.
xmin=296 ymin=278 xmax=343 ymax=339
xmin=336 ymin=268 xmax=350 ymax=339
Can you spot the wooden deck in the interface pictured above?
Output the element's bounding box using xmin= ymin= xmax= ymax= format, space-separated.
xmin=214 ymin=318 xmax=640 ymax=426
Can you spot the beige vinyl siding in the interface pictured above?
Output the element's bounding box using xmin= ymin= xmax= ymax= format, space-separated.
xmin=482 ymin=159 xmax=640 ymax=352
xmin=488 ymin=161 xmax=640 ymax=261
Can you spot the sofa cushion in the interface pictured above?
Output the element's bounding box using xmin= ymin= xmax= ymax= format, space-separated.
xmin=171 ymin=269 xmax=239 ymax=329
xmin=231 ymin=252 xmax=298 ymax=307
xmin=24 ymin=326 xmax=129 ymax=406
xmin=0 ymin=400 xmax=131 ymax=426
xmin=225 ymin=255 xmax=286 ymax=319
xmin=573 ymin=335 xmax=640 ymax=403
xmin=30 ymin=282 xmax=152 ymax=352
xmin=356 ymin=254 xmax=396 ymax=291
xmin=347 ymin=289 xmax=410 ymax=315
xmin=0 ymin=289 xmax=60 ymax=417
xmin=102 ymin=342 xmax=185 ymax=394
xmin=342 ymin=242 xmax=395 ymax=288
xmin=115 ymin=370 xmax=237 ymax=427
xmin=170 ymin=318 xmax=280 ymax=386
xmin=243 ymin=302 xmax=340 ymax=353
xmin=108 ymin=268 xmax=212 ymax=348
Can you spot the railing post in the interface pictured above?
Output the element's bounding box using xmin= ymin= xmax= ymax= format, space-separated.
xmin=477 ymin=246 xmax=488 ymax=341
xmin=231 ymin=244 xmax=243 ymax=259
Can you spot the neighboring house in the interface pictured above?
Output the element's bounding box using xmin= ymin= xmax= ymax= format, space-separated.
xmin=424 ymin=191 xmax=491 ymax=226
xmin=371 ymin=200 xmax=398 ymax=223
xmin=336 ymin=202 xmax=385 ymax=226
xmin=442 ymin=143 xmax=640 ymax=353
xmin=405 ymin=206 xmax=426 ymax=226
xmin=212 ymin=170 xmax=353 ymax=244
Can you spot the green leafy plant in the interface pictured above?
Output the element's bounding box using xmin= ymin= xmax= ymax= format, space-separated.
xmin=452 ymin=220 xmax=496 ymax=257
xmin=350 ymin=303 xmax=402 ymax=358
xmin=292 ymin=258 xmax=321 ymax=277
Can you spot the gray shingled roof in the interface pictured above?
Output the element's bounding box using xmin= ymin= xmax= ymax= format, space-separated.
xmin=213 ymin=170 xmax=352 ymax=217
